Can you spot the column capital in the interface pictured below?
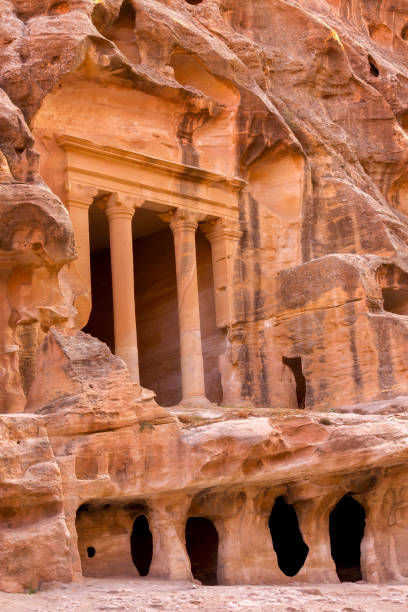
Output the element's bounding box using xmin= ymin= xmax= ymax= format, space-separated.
xmin=98 ymin=193 xmax=135 ymax=220
xmin=160 ymin=208 xmax=206 ymax=233
xmin=200 ymin=217 xmax=242 ymax=244
xmin=66 ymin=181 xmax=99 ymax=209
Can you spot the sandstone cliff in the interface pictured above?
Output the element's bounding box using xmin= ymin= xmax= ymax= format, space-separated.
xmin=0 ymin=0 xmax=408 ymax=593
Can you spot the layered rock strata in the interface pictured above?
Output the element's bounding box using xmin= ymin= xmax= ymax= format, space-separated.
xmin=0 ymin=0 xmax=408 ymax=593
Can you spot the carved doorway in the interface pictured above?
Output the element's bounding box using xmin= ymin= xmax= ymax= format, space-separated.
xmin=185 ymin=517 xmax=219 ymax=585
xmin=329 ymin=495 xmax=366 ymax=582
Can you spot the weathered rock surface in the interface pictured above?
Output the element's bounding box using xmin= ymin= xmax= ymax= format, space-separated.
xmin=0 ymin=0 xmax=408 ymax=596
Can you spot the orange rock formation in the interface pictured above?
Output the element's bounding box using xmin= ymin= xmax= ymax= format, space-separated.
xmin=0 ymin=0 xmax=408 ymax=593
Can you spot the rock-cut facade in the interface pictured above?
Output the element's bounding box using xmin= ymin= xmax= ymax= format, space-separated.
xmin=0 ymin=0 xmax=408 ymax=592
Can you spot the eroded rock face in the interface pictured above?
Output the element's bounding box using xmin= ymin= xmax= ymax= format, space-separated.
xmin=1 ymin=0 xmax=408 ymax=594
xmin=0 ymin=415 xmax=72 ymax=592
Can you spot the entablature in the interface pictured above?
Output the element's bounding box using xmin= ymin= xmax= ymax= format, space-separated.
xmin=58 ymin=136 xmax=246 ymax=220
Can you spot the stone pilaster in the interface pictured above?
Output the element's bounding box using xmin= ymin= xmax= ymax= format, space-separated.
xmin=200 ymin=217 xmax=242 ymax=328
xmin=66 ymin=181 xmax=99 ymax=330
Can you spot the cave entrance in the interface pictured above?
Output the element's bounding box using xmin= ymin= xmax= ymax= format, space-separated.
xmin=368 ymin=55 xmax=379 ymax=77
xmin=283 ymin=356 xmax=306 ymax=408
xmin=329 ymin=495 xmax=366 ymax=582
xmin=377 ymin=264 xmax=408 ymax=316
xmin=382 ymin=288 xmax=408 ymax=315
xmin=131 ymin=514 xmax=153 ymax=576
xmin=185 ymin=517 xmax=219 ymax=585
xmin=76 ymin=501 xmax=150 ymax=577
xmin=268 ymin=496 xmax=309 ymax=577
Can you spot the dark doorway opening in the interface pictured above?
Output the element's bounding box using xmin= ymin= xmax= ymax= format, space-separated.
xmin=268 ymin=496 xmax=309 ymax=577
xmin=131 ymin=514 xmax=153 ymax=576
xmin=368 ymin=55 xmax=379 ymax=77
xmin=329 ymin=495 xmax=365 ymax=582
xmin=283 ymin=356 xmax=306 ymax=408
xmin=185 ymin=517 xmax=218 ymax=585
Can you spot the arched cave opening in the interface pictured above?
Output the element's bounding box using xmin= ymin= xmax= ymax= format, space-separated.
xmin=368 ymin=23 xmax=393 ymax=47
xmin=368 ymin=55 xmax=379 ymax=77
xmin=268 ymin=496 xmax=309 ymax=577
xmin=329 ymin=495 xmax=366 ymax=582
xmin=185 ymin=0 xmax=204 ymax=5
xmin=76 ymin=501 xmax=153 ymax=577
xmin=401 ymin=24 xmax=408 ymax=41
xmin=377 ymin=264 xmax=408 ymax=316
xmin=382 ymin=288 xmax=408 ymax=316
xmin=130 ymin=514 xmax=153 ymax=576
xmin=283 ymin=356 xmax=306 ymax=408
xmin=185 ymin=517 xmax=219 ymax=585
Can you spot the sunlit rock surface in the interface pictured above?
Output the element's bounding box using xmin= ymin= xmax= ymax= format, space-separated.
xmin=1 ymin=0 xmax=408 ymax=593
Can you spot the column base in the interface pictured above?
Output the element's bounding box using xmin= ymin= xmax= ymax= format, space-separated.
xmin=180 ymin=396 xmax=212 ymax=409
xmin=167 ymin=402 xmax=224 ymax=422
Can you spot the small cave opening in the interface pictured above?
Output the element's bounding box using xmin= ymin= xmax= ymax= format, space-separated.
xmin=283 ymin=356 xmax=306 ymax=409
xmin=382 ymin=288 xmax=408 ymax=316
xmin=185 ymin=517 xmax=219 ymax=585
xmin=268 ymin=496 xmax=309 ymax=577
xmin=130 ymin=514 xmax=153 ymax=576
xmin=329 ymin=495 xmax=366 ymax=583
xmin=368 ymin=55 xmax=379 ymax=77
xmin=377 ymin=264 xmax=408 ymax=315
xmin=368 ymin=23 xmax=393 ymax=47
xmin=401 ymin=25 xmax=408 ymax=41
xmin=185 ymin=0 xmax=203 ymax=4
xmin=87 ymin=546 xmax=96 ymax=558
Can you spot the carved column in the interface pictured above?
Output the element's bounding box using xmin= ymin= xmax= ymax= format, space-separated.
xmin=167 ymin=209 xmax=209 ymax=406
xmin=66 ymin=182 xmax=99 ymax=330
xmin=200 ymin=218 xmax=242 ymax=328
xmin=103 ymin=194 xmax=140 ymax=383
xmin=149 ymin=496 xmax=193 ymax=580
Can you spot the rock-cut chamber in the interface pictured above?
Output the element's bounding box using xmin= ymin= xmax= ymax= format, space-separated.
xmin=185 ymin=517 xmax=219 ymax=585
xmin=268 ymin=496 xmax=309 ymax=576
xmin=329 ymin=495 xmax=366 ymax=582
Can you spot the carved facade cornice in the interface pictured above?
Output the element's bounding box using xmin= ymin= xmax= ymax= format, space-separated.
xmin=58 ymin=135 xmax=245 ymax=220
